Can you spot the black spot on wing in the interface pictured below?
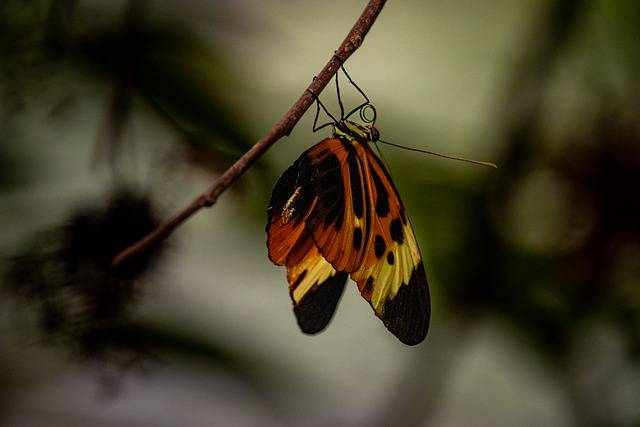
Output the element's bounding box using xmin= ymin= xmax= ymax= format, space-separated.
xmin=371 ymin=168 xmax=390 ymax=217
xmin=374 ymin=235 xmax=385 ymax=259
xmin=386 ymin=251 xmax=395 ymax=265
xmin=376 ymin=196 xmax=390 ymax=218
xmin=382 ymin=262 xmax=430 ymax=345
xmin=353 ymin=227 xmax=363 ymax=250
xmin=390 ymin=218 xmax=404 ymax=244
xmin=293 ymin=272 xmax=348 ymax=334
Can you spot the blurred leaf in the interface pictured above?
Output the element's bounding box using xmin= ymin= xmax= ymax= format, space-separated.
xmin=3 ymin=189 xmax=165 ymax=364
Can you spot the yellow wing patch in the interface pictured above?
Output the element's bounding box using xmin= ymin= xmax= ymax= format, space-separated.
xmin=286 ymin=231 xmax=337 ymax=303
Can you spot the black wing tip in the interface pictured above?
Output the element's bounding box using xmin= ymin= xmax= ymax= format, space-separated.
xmin=396 ymin=323 xmax=429 ymax=346
xmin=293 ymin=272 xmax=349 ymax=335
xmin=382 ymin=262 xmax=431 ymax=346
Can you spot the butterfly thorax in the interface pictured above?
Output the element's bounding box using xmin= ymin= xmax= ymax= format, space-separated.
xmin=333 ymin=120 xmax=379 ymax=145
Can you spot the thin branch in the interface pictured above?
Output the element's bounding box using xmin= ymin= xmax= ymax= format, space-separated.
xmin=112 ymin=0 xmax=387 ymax=268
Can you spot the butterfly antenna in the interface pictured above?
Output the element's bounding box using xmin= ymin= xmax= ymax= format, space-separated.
xmin=373 ymin=141 xmax=396 ymax=181
xmin=378 ymin=140 xmax=498 ymax=169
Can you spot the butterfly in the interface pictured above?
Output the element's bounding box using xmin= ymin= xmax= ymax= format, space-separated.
xmin=266 ymin=68 xmax=430 ymax=345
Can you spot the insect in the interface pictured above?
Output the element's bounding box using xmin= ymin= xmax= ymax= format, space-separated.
xmin=266 ymin=66 xmax=430 ymax=346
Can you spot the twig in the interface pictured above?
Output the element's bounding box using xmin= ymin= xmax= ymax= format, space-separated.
xmin=112 ymin=0 xmax=387 ymax=268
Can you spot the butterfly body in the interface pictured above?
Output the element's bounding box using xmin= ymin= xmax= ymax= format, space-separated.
xmin=267 ymin=117 xmax=430 ymax=346
xmin=333 ymin=119 xmax=380 ymax=145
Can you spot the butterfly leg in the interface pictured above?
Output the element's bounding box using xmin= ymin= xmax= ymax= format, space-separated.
xmin=341 ymin=64 xmax=372 ymax=120
xmin=335 ymin=68 xmax=346 ymax=120
xmin=307 ymin=89 xmax=336 ymax=132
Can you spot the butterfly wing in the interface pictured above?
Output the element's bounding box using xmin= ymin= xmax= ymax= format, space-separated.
xmin=266 ymin=158 xmax=314 ymax=266
xmin=301 ymin=138 xmax=371 ymax=273
xmin=350 ymin=146 xmax=430 ymax=345
xmin=267 ymin=143 xmax=348 ymax=333
xmin=285 ymin=230 xmax=348 ymax=334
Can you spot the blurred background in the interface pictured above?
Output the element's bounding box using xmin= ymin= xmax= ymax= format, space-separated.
xmin=1 ymin=0 xmax=639 ymax=426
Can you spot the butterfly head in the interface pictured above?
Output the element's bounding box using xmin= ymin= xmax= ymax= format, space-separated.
xmin=334 ymin=105 xmax=380 ymax=144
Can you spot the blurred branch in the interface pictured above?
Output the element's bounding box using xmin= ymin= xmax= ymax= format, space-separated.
xmin=112 ymin=0 xmax=387 ymax=267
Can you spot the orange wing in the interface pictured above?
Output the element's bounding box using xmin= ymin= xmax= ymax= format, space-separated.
xmin=267 ymin=141 xmax=349 ymax=333
xmin=303 ymin=139 xmax=370 ymax=273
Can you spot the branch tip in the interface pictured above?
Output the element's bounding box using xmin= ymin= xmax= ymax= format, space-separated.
xmin=111 ymin=0 xmax=388 ymax=267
